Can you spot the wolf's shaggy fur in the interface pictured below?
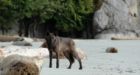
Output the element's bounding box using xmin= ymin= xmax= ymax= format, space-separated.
xmin=45 ymin=33 xmax=82 ymax=69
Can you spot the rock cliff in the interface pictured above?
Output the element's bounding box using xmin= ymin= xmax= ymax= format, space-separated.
xmin=93 ymin=0 xmax=140 ymax=39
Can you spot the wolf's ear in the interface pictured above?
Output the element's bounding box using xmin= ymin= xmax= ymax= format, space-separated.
xmin=53 ymin=32 xmax=58 ymax=36
xmin=45 ymin=31 xmax=50 ymax=41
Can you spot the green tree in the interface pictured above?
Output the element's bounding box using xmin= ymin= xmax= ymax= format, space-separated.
xmin=0 ymin=0 xmax=16 ymax=34
xmin=0 ymin=0 xmax=94 ymax=38
xmin=44 ymin=0 xmax=93 ymax=32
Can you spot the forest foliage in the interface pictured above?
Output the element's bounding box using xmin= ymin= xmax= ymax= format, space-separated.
xmin=0 ymin=0 xmax=95 ymax=38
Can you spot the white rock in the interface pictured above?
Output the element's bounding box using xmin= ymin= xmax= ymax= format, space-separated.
xmin=0 ymin=46 xmax=49 ymax=70
xmin=93 ymin=0 xmax=140 ymax=39
xmin=2 ymin=46 xmax=49 ymax=59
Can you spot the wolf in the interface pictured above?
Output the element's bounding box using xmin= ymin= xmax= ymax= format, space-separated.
xmin=45 ymin=33 xmax=82 ymax=69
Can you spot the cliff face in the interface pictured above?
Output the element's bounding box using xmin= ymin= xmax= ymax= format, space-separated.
xmin=138 ymin=0 xmax=140 ymax=26
xmin=93 ymin=0 xmax=140 ymax=39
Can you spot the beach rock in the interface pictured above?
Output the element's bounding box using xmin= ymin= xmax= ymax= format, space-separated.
xmin=12 ymin=37 xmax=33 ymax=46
xmin=106 ymin=47 xmax=118 ymax=53
xmin=0 ymin=46 xmax=49 ymax=69
xmin=2 ymin=46 xmax=49 ymax=58
xmin=93 ymin=0 xmax=140 ymax=39
xmin=13 ymin=41 xmax=32 ymax=46
xmin=0 ymin=55 xmax=39 ymax=75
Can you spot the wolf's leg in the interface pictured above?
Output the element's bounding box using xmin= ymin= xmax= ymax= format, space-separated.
xmin=63 ymin=51 xmax=75 ymax=69
xmin=49 ymin=51 xmax=53 ymax=68
xmin=73 ymin=50 xmax=83 ymax=70
xmin=56 ymin=51 xmax=59 ymax=68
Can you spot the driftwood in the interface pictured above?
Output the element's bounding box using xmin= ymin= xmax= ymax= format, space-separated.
xmin=0 ymin=35 xmax=18 ymax=42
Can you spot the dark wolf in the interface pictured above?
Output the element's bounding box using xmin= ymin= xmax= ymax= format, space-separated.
xmin=45 ymin=33 xmax=82 ymax=69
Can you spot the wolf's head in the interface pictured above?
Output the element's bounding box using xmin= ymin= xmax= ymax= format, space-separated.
xmin=45 ymin=32 xmax=56 ymax=49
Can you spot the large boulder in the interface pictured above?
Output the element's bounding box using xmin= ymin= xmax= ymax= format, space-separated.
xmin=93 ymin=0 xmax=140 ymax=39
xmin=138 ymin=0 xmax=140 ymax=26
xmin=0 ymin=55 xmax=39 ymax=75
